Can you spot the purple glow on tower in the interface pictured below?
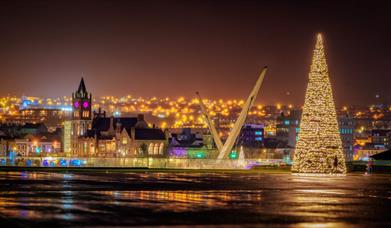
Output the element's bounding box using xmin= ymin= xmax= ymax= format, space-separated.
xmin=83 ymin=101 xmax=89 ymax=108
xmin=74 ymin=101 xmax=80 ymax=108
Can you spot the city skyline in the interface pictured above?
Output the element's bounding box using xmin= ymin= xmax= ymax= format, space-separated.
xmin=0 ymin=0 xmax=390 ymax=105
xmin=1 ymin=1 xmax=391 ymax=227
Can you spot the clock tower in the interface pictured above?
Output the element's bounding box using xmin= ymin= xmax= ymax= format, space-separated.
xmin=71 ymin=78 xmax=92 ymax=155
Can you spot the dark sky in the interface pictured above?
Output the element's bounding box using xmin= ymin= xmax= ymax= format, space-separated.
xmin=0 ymin=0 xmax=390 ymax=105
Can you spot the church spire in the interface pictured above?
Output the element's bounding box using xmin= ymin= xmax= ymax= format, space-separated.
xmin=78 ymin=77 xmax=87 ymax=93
xmin=75 ymin=77 xmax=88 ymax=99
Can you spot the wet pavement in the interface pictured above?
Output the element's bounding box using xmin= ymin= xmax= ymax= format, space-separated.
xmin=0 ymin=171 xmax=390 ymax=227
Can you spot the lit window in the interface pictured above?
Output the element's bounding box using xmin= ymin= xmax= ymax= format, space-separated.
xmin=159 ymin=143 xmax=164 ymax=154
xmin=154 ymin=143 xmax=159 ymax=155
xmin=122 ymin=138 xmax=127 ymax=144
xmin=148 ymin=144 xmax=153 ymax=154
xmin=82 ymin=111 xmax=89 ymax=118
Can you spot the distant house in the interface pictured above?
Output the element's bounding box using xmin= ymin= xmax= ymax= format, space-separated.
xmin=237 ymin=124 xmax=264 ymax=148
xmin=169 ymin=128 xmax=204 ymax=148
xmin=19 ymin=123 xmax=48 ymax=135
xmin=371 ymin=129 xmax=391 ymax=148
xmin=0 ymin=136 xmax=16 ymax=156
xmin=15 ymin=133 xmax=61 ymax=157
xmin=0 ymin=132 xmax=61 ymax=157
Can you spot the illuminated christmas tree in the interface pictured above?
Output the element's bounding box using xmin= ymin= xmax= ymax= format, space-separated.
xmin=292 ymin=34 xmax=347 ymax=174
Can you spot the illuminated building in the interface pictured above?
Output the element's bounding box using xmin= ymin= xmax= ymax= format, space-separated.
xmin=237 ymin=124 xmax=264 ymax=148
xmin=63 ymin=121 xmax=72 ymax=155
xmin=371 ymin=129 xmax=391 ymax=148
xmin=0 ymin=136 xmax=16 ymax=156
xmin=19 ymin=108 xmax=71 ymax=130
xmin=0 ymin=134 xmax=61 ymax=157
xmin=338 ymin=114 xmax=355 ymax=160
xmin=77 ymin=112 xmax=168 ymax=157
xmin=70 ymin=78 xmax=92 ymax=155
xmin=292 ymin=34 xmax=347 ymax=174
xmin=276 ymin=110 xmax=301 ymax=148
xmin=64 ymin=78 xmax=168 ymax=157
xmin=14 ymin=134 xmax=61 ymax=156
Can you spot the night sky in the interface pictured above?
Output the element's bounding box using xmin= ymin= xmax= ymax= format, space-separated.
xmin=0 ymin=0 xmax=390 ymax=105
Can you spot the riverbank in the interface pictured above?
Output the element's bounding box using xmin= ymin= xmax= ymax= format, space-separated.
xmin=0 ymin=166 xmax=292 ymax=174
xmin=2 ymin=165 xmax=391 ymax=174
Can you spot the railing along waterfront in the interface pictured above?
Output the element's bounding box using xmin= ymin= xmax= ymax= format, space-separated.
xmin=0 ymin=156 xmax=287 ymax=169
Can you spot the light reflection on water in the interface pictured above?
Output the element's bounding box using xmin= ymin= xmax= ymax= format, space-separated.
xmin=0 ymin=171 xmax=390 ymax=226
xmin=97 ymin=190 xmax=262 ymax=212
xmin=0 ymin=189 xmax=262 ymax=219
xmin=292 ymin=222 xmax=355 ymax=228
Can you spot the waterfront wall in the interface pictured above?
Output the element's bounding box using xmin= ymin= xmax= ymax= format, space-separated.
xmin=0 ymin=156 xmax=286 ymax=169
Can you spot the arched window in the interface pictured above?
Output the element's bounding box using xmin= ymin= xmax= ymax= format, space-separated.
xmin=148 ymin=143 xmax=154 ymax=154
xmin=159 ymin=143 xmax=164 ymax=155
xmin=153 ymin=143 xmax=159 ymax=155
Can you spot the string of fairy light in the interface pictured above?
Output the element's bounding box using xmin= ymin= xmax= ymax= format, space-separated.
xmin=292 ymin=34 xmax=347 ymax=174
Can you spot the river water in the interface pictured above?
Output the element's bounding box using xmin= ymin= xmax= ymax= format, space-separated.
xmin=0 ymin=171 xmax=390 ymax=227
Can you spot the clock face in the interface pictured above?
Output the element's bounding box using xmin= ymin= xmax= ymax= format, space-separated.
xmin=83 ymin=101 xmax=89 ymax=108
xmin=74 ymin=101 xmax=80 ymax=108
